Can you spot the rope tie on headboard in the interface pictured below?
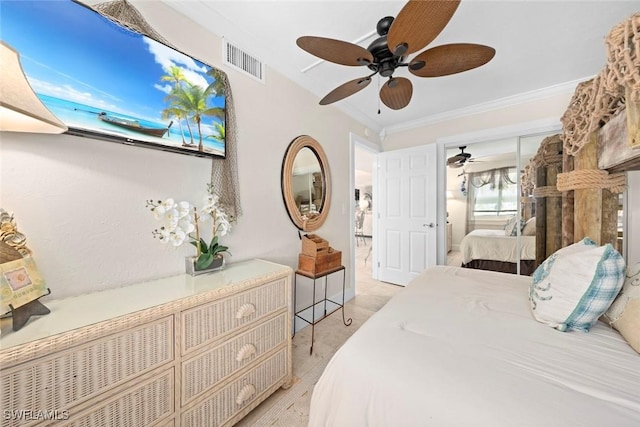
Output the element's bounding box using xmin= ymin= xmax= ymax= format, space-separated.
xmin=556 ymin=169 xmax=627 ymax=194
xmin=533 ymin=186 xmax=562 ymax=198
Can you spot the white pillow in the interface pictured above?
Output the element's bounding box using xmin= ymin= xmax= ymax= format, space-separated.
xmin=602 ymin=262 xmax=640 ymax=353
xmin=522 ymin=217 xmax=536 ymax=236
xmin=504 ymin=216 xmax=518 ymax=236
xmin=529 ymin=238 xmax=625 ymax=332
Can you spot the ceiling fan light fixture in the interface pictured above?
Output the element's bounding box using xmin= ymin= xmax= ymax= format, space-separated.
xmin=379 ymin=61 xmax=395 ymax=77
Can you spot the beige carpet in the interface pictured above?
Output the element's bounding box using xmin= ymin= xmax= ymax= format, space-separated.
xmin=235 ymin=238 xmax=402 ymax=426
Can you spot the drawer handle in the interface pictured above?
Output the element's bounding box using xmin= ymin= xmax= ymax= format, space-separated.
xmin=236 ymin=343 xmax=257 ymax=363
xmin=236 ymin=384 xmax=256 ymax=405
xmin=236 ymin=303 xmax=256 ymax=319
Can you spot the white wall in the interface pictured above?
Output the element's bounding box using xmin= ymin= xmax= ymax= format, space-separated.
xmin=0 ymin=1 xmax=381 ymax=300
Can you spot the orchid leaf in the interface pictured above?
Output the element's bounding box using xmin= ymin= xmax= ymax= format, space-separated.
xmin=196 ymin=253 xmax=214 ymax=269
xmin=199 ymin=238 xmax=209 ymax=254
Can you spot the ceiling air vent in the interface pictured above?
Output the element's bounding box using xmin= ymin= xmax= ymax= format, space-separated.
xmin=222 ymin=38 xmax=265 ymax=83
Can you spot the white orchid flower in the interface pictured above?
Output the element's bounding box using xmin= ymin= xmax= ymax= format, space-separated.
xmin=163 ymin=208 xmax=180 ymax=232
xmin=164 ymin=208 xmax=180 ymax=224
xmin=164 ymin=218 xmax=178 ymax=232
xmin=178 ymin=217 xmax=195 ymax=234
xmin=202 ymin=196 xmax=215 ymax=214
xmin=176 ymin=201 xmax=191 ymax=218
xmin=217 ymin=218 xmax=230 ymax=236
xmin=159 ymin=228 xmax=171 ymax=241
xmin=153 ymin=205 xmax=166 ymax=220
xmin=169 ymin=229 xmax=186 ymax=246
xmin=161 ymin=198 xmax=176 ymax=211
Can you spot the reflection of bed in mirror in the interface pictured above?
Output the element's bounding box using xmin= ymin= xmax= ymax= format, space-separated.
xmin=460 ymin=225 xmax=536 ymax=275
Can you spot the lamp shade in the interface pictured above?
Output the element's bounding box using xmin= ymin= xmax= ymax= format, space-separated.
xmin=0 ymin=41 xmax=67 ymax=134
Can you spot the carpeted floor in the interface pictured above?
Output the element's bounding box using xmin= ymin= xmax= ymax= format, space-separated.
xmin=235 ymin=238 xmax=402 ymax=426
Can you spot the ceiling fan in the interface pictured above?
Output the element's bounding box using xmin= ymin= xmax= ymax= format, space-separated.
xmin=296 ymin=0 xmax=495 ymax=110
xmin=447 ymin=146 xmax=475 ymax=168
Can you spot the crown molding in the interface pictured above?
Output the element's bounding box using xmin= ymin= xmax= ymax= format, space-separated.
xmin=383 ymin=76 xmax=592 ymax=138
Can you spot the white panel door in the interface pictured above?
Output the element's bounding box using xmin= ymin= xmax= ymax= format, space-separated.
xmin=377 ymin=145 xmax=437 ymax=285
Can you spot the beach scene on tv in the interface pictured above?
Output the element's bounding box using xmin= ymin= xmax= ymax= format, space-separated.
xmin=2 ymin=0 xmax=225 ymax=158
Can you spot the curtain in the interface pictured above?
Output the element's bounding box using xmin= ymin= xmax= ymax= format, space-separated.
xmin=465 ymin=167 xmax=516 ymax=233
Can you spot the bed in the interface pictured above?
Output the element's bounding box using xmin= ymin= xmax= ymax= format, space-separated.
xmin=308 ymin=265 xmax=640 ymax=427
xmin=460 ymin=229 xmax=536 ymax=275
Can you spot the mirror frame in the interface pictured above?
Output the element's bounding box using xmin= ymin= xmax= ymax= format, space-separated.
xmin=281 ymin=135 xmax=331 ymax=231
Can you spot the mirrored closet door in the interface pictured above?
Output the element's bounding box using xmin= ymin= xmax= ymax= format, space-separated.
xmin=445 ymin=131 xmax=557 ymax=275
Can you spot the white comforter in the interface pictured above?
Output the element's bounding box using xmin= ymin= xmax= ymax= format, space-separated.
xmin=460 ymin=229 xmax=535 ymax=264
xmin=308 ymin=266 xmax=640 ymax=427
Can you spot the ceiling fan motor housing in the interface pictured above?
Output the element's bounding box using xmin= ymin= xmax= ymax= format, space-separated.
xmin=367 ymin=35 xmax=398 ymax=73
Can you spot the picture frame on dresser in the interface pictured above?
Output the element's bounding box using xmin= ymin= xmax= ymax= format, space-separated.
xmin=0 ymin=211 xmax=52 ymax=332
xmin=0 ymin=256 xmax=48 ymax=314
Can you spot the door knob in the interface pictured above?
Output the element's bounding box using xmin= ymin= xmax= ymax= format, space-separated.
xmin=423 ymin=223 xmax=435 ymax=228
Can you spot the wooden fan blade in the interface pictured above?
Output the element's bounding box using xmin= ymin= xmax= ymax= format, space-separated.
xmin=409 ymin=43 xmax=496 ymax=77
xmin=297 ymin=36 xmax=374 ymax=66
xmin=387 ymin=0 xmax=460 ymax=56
xmin=380 ymin=77 xmax=413 ymax=110
xmin=319 ymin=76 xmax=372 ymax=105
xmin=447 ymin=154 xmax=465 ymax=164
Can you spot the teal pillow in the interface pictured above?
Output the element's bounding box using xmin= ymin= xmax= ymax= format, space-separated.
xmin=529 ymin=238 xmax=625 ymax=332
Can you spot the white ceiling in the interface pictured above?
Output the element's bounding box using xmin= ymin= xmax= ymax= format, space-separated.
xmin=163 ymin=0 xmax=639 ymax=135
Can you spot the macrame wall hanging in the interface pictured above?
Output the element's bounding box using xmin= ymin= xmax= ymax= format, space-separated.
xmin=91 ymin=0 xmax=242 ymax=219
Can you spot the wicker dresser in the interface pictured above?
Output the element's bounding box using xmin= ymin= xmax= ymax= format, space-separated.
xmin=0 ymin=259 xmax=292 ymax=427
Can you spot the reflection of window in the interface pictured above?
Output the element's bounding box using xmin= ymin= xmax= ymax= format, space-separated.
xmin=471 ymin=167 xmax=517 ymax=216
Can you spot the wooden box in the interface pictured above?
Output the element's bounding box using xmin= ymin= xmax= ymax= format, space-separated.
xmin=298 ymin=248 xmax=342 ymax=275
xmin=301 ymin=234 xmax=329 ymax=257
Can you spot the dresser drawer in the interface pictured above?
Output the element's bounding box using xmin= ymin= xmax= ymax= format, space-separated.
xmin=52 ymin=367 xmax=174 ymax=427
xmin=1 ymin=316 xmax=174 ymax=427
xmin=181 ymin=312 xmax=287 ymax=406
xmin=181 ymin=348 xmax=287 ymax=427
xmin=181 ymin=278 xmax=287 ymax=354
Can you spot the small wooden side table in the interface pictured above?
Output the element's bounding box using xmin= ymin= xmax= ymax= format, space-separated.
xmin=293 ymin=266 xmax=352 ymax=354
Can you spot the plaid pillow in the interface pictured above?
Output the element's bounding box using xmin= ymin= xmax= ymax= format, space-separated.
xmin=529 ymin=238 xmax=625 ymax=332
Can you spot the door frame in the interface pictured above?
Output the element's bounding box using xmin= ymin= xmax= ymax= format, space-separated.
xmin=435 ymin=118 xmax=562 ymax=265
xmin=349 ymin=132 xmax=380 ymax=299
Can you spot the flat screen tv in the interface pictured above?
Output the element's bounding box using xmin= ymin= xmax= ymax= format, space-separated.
xmin=1 ymin=0 xmax=226 ymax=158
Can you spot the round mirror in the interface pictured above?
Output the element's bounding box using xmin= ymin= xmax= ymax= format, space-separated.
xmin=281 ymin=135 xmax=331 ymax=231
